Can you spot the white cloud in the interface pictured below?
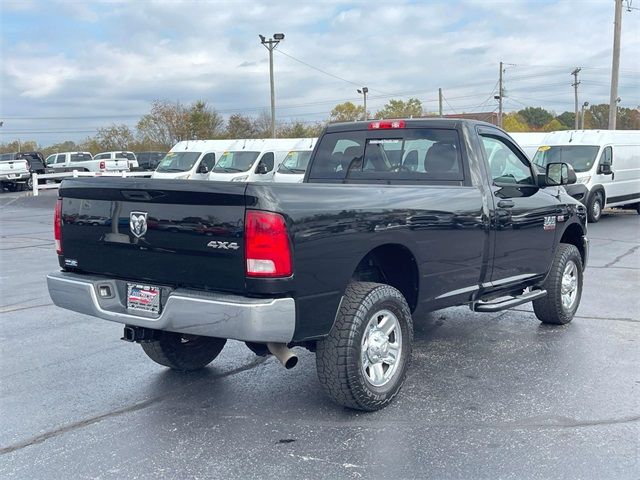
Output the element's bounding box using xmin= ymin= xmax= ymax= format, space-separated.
xmin=0 ymin=0 xmax=638 ymax=144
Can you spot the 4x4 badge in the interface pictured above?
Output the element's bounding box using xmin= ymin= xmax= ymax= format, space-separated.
xmin=207 ymin=241 xmax=239 ymax=250
xmin=130 ymin=212 xmax=148 ymax=238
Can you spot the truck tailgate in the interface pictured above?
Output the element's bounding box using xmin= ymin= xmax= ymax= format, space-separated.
xmin=0 ymin=160 xmax=29 ymax=175
xmin=105 ymin=159 xmax=129 ymax=171
xmin=58 ymin=178 xmax=247 ymax=292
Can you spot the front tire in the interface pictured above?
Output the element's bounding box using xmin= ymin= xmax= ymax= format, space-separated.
xmin=316 ymin=282 xmax=413 ymax=411
xmin=533 ymin=244 xmax=583 ymax=325
xmin=587 ymin=191 xmax=603 ymax=223
xmin=141 ymin=331 xmax=226 ymax=371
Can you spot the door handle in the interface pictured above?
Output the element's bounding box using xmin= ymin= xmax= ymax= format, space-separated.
xmin=611 ymin=172 xmax=615 ymax=180
xmin=497 ymin=199 xmax=515 ymax=208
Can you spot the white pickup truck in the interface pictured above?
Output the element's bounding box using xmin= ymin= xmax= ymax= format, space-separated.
xmin=0 ymin=154 xmax=30 ymax=190
xmin=45 ymin=152 xmax=129 ymax=173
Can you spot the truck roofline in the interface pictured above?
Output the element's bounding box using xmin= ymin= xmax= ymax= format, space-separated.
xmin=324 ymin=118 xmax=497 ymax=133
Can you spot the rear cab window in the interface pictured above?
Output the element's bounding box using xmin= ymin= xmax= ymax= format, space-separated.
xmin=70 ymin=153 xmax=92 ymax=162
xmin=308 ymin=127 xmax=467 ymax=185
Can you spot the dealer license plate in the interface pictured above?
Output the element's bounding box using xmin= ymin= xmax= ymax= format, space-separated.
xmin=127 ymin=283 xmax=161 ymax=314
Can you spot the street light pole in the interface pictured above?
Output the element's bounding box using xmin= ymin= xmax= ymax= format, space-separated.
xmin=608 ymin=0 xmax=623 ymax=129
xmin=357 ymin=87 xmax=368 ymax=120
xmin=259 ymin=33 xmax=285 ymax=138
xmin=581 ymin=102 xmax=589 ymax=129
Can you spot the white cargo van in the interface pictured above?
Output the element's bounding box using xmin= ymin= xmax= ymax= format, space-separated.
xmin=272 ymin=138 xmax=317 ymax=183
xmin=532 ymin=130 xmax=640 ymax=222
xmin=152 ymin=140 xmax=235 ymax=180
xmin=509 ymin=132 xmax=548 ymax=159
xmin=208 ymin=138 xmax=302 ymax=182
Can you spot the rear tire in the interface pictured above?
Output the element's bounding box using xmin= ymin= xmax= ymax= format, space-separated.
xmin=316 ymin=282 xmax=413 ymax=411
xmin=587 ymin=191 xmax=603 ymax=223
xmin=533 ymin=244 xmax=583 ymax=325
xmin=141 ymin=331 xmax=226 ymax=371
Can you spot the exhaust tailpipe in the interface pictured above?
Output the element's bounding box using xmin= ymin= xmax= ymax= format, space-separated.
xmin=267 ymin=342 xmax=298 ymax=369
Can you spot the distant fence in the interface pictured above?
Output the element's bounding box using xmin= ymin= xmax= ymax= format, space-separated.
xmin=32 ymin=170 xmax=153 ymax=196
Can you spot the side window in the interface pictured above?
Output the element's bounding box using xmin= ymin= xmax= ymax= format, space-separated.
xmin=94 ymin=154 xmax=104 ymax=160
xmin=46 ymin=155 xmax=55 ymax=165
xmin=200 ymin=153 xmax=216 ymax=172
xmin=480 ymin=135 xmax=534 ymax=185
xmin=257 ymin=152 xmax=274 ymax=173
xmin=56 ymin=154 xmax=66 ymax=164
xmin=600 ymin=146 xmax=613 ymax=166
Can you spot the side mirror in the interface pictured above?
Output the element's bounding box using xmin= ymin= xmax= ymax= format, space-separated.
xmin=256 ymin=162 xmax=268 ymax=175
xmin=545 ymin=162 xmax=577 ymax=186
xmin=599 ymin=164 xmax=612 ymax=175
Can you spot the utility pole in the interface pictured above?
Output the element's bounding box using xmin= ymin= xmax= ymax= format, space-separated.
xmin=259 ymin=33 xmax=285 ymax=138
xmin=609 ymin=0 xmax=623 ymax=129
xmin=571 ymin=67 xmax=581 ymax=130
xmin=498 ymin=61 xmax=503 ymax=128
xmin=581 ymin=101 xmax=589 ymax=129
xmin=357 ymin=87 xmax=369 ymax=120
xmin=438 ymin=88 xmax=443 ymax=117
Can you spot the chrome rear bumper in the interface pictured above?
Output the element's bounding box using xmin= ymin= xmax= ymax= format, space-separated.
xmin=47 ymin=271 xmax=295 ymax=342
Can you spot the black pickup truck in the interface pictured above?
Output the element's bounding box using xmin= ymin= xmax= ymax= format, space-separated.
xmin=47 ymin=119 xmax=588 ymax=411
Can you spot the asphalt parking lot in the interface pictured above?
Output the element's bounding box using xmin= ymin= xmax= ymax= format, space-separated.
xmin=0 ymin=190 xmax=638 ymax=479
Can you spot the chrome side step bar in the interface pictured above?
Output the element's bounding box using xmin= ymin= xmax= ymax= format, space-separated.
xmin=472 ymin=289 xmax=547 ymax=313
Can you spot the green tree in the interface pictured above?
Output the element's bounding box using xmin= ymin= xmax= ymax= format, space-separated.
xmin=517 ymin=107 xmax=553 ymax=129
xmin=93 ymin=124 xmax=136 ymax=151
xmin=42 ymin=141 xmax=80 ymax=156
xmin=136 ymin=100 xmax=189 ymax=149
xmin=502 ymin=113 xmax=528 ymax=132
xmin=225 ymin=114 xmax=259 ymax=139
xmin=330 ymin=102 xmax=365 ymax=123
xmin=0 ymin=140 xmax=39 ymax=153
xmin=375 ymin=98 xmax=422 ymax=119
xmin=277 ymin=121 xmax=325 ymax=138
xmin=187 ymin=100 xmax=224 ymax=140
xmin=556 ymin=111 xmax=575 ymax=129
xmin=542 ymin=119 xmax=568 ymax=132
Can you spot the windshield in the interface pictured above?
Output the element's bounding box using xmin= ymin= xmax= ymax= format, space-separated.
xmin=70 ymin=153 xmax=93 ymax=162
xmin=278 ymin=151 xmax=312 ymax=174
xmin=156 ymin=152 xmax=201 ymax=172
xmin=212 ymin=151 xmax=260 ymax=173
xmin=532 ymin=145 xmax=599 ymax=173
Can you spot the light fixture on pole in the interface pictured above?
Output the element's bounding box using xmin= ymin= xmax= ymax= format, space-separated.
xmin=581 ymin=102 xmax=589 ymax=129
xmin=259 ymin=33 xmax=285 ymax=138
xmin=357 ymin=87 xmax=368 ymax=121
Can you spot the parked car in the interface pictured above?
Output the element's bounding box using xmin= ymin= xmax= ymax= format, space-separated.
xmin=0 ymin=153 xmax=30 ymax=191
xmin=94 ymin=151 xmax=139 ymax=170
xmin=208 ymin=138 xmax=304 ymax=182
xmin=45 ymin=151 xmax=128 ymax=173
xmin=272 ymin=138 xmax=317 ymax=183
xmin=47 ymin=118 xmax=588 ymax=411
xmin=532 ymin=130 xmax=640 ymax=221
xmin=152 ymin=140 xmax=236 ymax=180
xmin=135 ymin=151 xmax=166 ymax=171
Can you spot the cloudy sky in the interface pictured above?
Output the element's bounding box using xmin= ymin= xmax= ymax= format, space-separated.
xmin=1 ymin=0 xmax=639 ymax=145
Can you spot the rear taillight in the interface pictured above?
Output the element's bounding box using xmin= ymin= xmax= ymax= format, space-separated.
xmin=54 ymin=198 xmax=62 ymax=254
xmin=245 ymin=210 xmax=292 ymax=278
xmin=368 ymin=119 xmax=406 ymax=129
xmin=99 ymin=160 xmax=106 ymax=170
